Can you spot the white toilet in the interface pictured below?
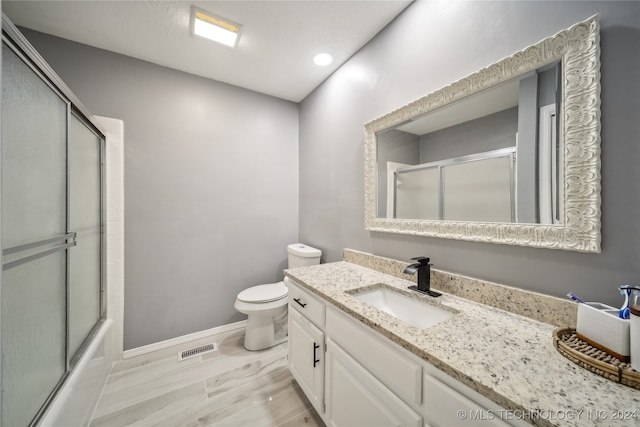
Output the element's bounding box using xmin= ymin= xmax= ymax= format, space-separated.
xmin=234 ymin=243 xmax=322 ymax=351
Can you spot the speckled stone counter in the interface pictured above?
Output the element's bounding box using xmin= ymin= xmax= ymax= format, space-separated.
xmin=284 ymin=260 xmax=640 ymax=427
xmin=343 ymin=248 xmax=578 ymax=328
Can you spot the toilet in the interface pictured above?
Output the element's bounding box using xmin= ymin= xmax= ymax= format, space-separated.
xmin=234 ymin=243 xmax=322 ymax=351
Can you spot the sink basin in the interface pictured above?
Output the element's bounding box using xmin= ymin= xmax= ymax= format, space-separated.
xmin=352 ymin=286 xmax=454 ymax=329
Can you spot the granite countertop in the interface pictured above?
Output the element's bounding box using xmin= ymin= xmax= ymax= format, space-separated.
xmin=284 ymin=261 xmax=640 ymax=427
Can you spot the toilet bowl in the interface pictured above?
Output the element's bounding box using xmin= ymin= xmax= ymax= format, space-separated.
xmin=235 ymin=243 xmax=321 ymax=351
xmin=234 ymin=282 xmax=289 ymax=351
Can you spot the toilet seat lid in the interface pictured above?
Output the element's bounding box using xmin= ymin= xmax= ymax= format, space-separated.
xmin=237 ymin=281 xmax=288 ymax=303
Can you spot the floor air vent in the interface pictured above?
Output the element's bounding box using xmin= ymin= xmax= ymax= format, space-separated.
xmin=177 ymin=342 xmax=217 ymax=361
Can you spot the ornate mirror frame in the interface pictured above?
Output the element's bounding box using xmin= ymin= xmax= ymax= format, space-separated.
xmin=364 ymin=15 xmax=601 ymax=252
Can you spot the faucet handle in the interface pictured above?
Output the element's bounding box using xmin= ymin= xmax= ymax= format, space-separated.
xmin=410 ymin=256 xmax=430 ymax=265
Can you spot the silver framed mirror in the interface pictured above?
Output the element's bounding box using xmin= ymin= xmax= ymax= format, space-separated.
xmin=364 ymin=15 xmax=601 ymax=252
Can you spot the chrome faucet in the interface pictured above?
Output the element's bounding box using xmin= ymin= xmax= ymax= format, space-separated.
xmin=403 ymin=257 xmax=441 ymax=297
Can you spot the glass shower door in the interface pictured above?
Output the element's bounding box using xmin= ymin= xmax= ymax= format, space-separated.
xmin=68 ymin=113 xmax=103 ymax=362
xmin=1 ymin=43 xmax=70 ymax=426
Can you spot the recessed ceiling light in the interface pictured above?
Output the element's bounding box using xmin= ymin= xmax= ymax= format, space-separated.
xmin=313 ymin=53 xmax=333 ymax=66
xmin=191 ymin=7 xmax=242 ymax=48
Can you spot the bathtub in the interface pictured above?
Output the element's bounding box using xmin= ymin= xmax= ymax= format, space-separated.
xmin=39 ymin=319 xmax=115 ymax=426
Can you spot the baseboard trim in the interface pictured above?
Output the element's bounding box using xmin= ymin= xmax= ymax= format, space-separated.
xmin=123 ymin=320 xmax=247 ymax=359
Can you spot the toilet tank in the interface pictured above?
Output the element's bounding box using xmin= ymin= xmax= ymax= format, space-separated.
xmin=287 ymin=243 xmax=322 ymax=268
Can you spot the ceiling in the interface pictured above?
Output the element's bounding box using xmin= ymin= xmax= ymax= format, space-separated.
xmin=3 ymin=0 xmax=413 ymax=102
xmin=397 ymin=80 xmax=519 ymax=136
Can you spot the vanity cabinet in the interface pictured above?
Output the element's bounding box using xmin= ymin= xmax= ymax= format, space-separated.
xmin=287 ymin=279 xmax=325 ymax=415
xmin=287 ymin=278 xmax=523 ymax=427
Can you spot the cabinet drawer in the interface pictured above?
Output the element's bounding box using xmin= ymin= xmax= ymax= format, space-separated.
xmin=286 ymin=277 xmax=325 ymax=328
xmin=326 ymin=306 xmax=422 ymax=405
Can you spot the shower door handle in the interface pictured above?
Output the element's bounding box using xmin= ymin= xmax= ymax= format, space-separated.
xmin=2 ymin=232 xmax=77 ymax=270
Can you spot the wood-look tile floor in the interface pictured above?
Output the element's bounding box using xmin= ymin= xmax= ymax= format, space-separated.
xmin=90 ymin=328 xmax=324 ymax=427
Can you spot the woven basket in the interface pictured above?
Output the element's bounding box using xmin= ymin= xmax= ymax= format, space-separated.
xmin=553 ymin=327 xmax=640 ymax=390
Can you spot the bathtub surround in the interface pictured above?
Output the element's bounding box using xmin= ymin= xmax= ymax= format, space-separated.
xmin=1 ymin=18 xmax=126 ymax=423
xmin=40 ymin=321 xmax=114 ymax=427
xmin=99 ymin=116 xmax=126 ymax=361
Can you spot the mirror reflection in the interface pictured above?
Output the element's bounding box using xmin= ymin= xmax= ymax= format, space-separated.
xmin=376 ymin=61 xmax=562 ymax=224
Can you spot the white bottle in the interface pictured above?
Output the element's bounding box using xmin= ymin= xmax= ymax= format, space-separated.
xmin=631 ymin=304 xmax=640 ymax=371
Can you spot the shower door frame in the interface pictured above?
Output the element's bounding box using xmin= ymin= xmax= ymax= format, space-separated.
xmin=1 ymin=15 xmax=108 ymax=426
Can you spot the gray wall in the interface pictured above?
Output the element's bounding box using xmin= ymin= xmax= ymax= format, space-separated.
xmin=517 ymin=74 xmax=539 ymax=223
xmin=299 ymin=1 xmax=640 ymax=306
xmin=376 ymin=129 xmax=419 ymax=217
xmin=419 ymin=107 xmax=517 ymax=162
xmin=20 ymin=30 xmax=299 ymax=350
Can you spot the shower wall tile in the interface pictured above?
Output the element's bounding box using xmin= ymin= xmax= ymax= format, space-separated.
xmin=98 ymin=116 xmax=125 ymax=362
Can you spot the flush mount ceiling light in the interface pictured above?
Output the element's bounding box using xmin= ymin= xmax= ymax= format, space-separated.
xmin=313 ymin=53 xmax=333 ymax=66
xmin=191 ymin=6 xmax=242 ymax=47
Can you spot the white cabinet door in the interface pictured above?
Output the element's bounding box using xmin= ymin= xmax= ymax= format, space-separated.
xmin=423 ymin=373 xmax=512 ymax=427
xmin=288 ymin=307 xmax=324 ymax=414
xmin=325 ymin=338 xmax=422 ymax=427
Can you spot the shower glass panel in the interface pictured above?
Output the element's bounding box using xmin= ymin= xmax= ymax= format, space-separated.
xmin=1 ymin=255 xmax=67 ymax=427
xmin=1 ymin=43 xmax=68 ymax=426
xmin=394 ymin=167 xmax=439 ymax=220
xmin=443 ymin=156 xmax=513 ymax=222
xmin=68 ymin=113 xmax=103 ymax=362
xmin=390 ymin=149 xmax=515 ymax=222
